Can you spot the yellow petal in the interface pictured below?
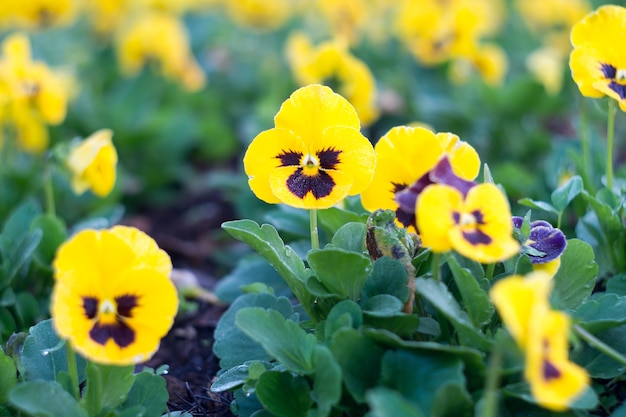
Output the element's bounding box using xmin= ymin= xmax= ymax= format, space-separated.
xmin=416 ymin=184 xmax=461 ymax=253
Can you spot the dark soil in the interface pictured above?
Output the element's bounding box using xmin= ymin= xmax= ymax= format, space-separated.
xmin=126 ymin=188 xmax=239 ymax=416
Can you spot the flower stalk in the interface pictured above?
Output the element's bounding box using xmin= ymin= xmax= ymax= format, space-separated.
xmin=310 ymin=209 xmax=319 ymax=250
xmin=65 ymin=342 xmax=80 ymax=400
xmin=574 ymin=324 xmax=626 ymax=366
xmin=606 ymin=99 xmax=615 ymax=191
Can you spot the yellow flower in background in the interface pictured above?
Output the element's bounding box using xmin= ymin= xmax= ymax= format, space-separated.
xmin=0 ymin=33 xmax=72 ymax=126
xmin=490 ymin=272 xmax=553 ymax=348
xmin=83 ymin=0 xmax=130 ymax=35
xmin=243 ymin=84 xmax=375 ymax=209
xmin=66 ymin=129 xmax=118 ymax=197
xmin=395 ymin=0 xmax=504 ymax=66
xmin=286 ymin=33 xmax=379 ymax=126
xmin=7 ymin=0 xmax=80 ymax=29
xmin=449 ymin=43 xmax=508 ymax=87
xmin=527 ymin=47 xmax=565 ymax=95
xmin=570 ymin=5 xmax=626 ymax=111
xmin=525 ymin=310 xmax=590 ymax=411
xmin=116 ymin=10 xmax=206 ymax=92
xmin=11 ymin=107 xmax=49 ymax=153
xmin=361 ymin=126 xmax=479 ymax=230
xmin=417 ymin=183 xmax=519 ymax=264
xmin=225 ymin=0 xmax=292 ymax=31
xmin=51 ymin=226 xmax=178 ymax=365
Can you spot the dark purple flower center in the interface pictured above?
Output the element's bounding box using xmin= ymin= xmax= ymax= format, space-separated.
xmin=276 ymin=147 xmax=342 ymax=200
xmin=600 ymin=63 xmax=626 ymax=99
xmin=82 ymin=294 xmax=139 ymax=348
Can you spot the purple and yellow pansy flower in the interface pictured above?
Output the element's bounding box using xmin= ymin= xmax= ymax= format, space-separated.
xmin=243 ymin=84 xmax=375 ymax=210
xmin=570 ymin=5 xmax=626 ymax=111
xmin=513 ymin=216 xmax=567 ymax=277
xmin=416 ymin=183 xmax=520 ymax=264
xmin=360 ymin=126 xmax=479 ymax=231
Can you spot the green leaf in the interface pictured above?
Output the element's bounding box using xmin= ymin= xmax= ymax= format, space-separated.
xmin=20 ymin=319 xmax=86 ymax=382
xmin=414 ymin=278 xmax=491 ymax=350
xmin=503 ymin=382 xmax=598 ymax=410
xmin=2 ymin=228 xmax=43 ymax=283
xmin=517 ymin=198 xmax=558 ymax=215
xmin=263 ymin=207 xmax=310 ymax=240
xmin=213 ymin=293 xmax=295 ymax=370
xmin=9 ymin=381 xmax=88 ymax=417
xmin=256 ymin=371 xmax=313 ymax=417
xmin=307 ymin=247 xmax=372 ymax=301
xmin=551 ymin=175 xmax=583 ymax=212
xmin=380 ymin=349 xmax=471 ymax=417
xmin=329 ymin=222 xmax=367 ymax=253
xmin=362 ymin=295 xmax=403 ymax=315
xmin=0 ymin=307 xmax=16 ymax=338
xmin=324 ymin=300 xmax=363 ymax=341
xmin=2 ymin=199 xmax=41 ymax=244
xmin=318 ymin=207 xmax=366 ymax=237
xmin=235 ymin=307 xmax=317 ymax=374
xmin=215 ymin=257 xmax=292 ymax=303
xmin=362 ymin=257 xmax=411 ymax=304
xmin=606 ymin=273 xmax=626 ymax=295
xmin=81 ymin=363 xmax=134 ymax=416
xmin=571 ymin=293 xmax=626 ymax=333
xmin=446 ymin=255 xmax=494 ymax=329
xmin=329 ymin=328 xmax=384 ymax=403
xmin=550 ymin=239 xmax=597 ymax=310
xmin=581 ymin=191 xmax=624 ymax=242
xmin=312 ymin=346 xmax=342 ymax=417
xmin=570 ymin=325 xmax=626 ymax=379
xmin=211 ymin=361 xmax=274 ymax=392
xmin=366 ymin=387 xmax=425 ymax=417
xmin=0 ymin=288 xmax=15 ymax=307
xmin=31 ymin=214 xmax=67 ymax=265
xmin=14 ymin=291 xmax=41 ymax=329
xmin=0 ymin=349 xmax=17 ymax=403
xmin=119 ymin=370 xmax=168 ymax=417
xmin=221 ymin=220 xmax=315 ymax=319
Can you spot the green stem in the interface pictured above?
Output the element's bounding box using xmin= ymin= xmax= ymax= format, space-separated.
xmin=574 ymin=324 xmax=626 ymax=366
xmin=431 ymin=252 xmax=441 ymax=282
xmin=557 ymin=210 xmax=563 ymax=230
xmin=309 ymin=209 xmax=319 ymax=250
xmin=65 ymin=343 xmax=80 ymax=400
xmin=44 ymin=163 xmax=56 ymax=217
xmin=481 ymin=344 xmax=503 ymax=417
xmin=579 ymin=98 xmax=593 ymax=193
xmin=485 ymin=263 xmax=495 ymax=280
xmin=606 ymin=99 xmax=616 ymax=191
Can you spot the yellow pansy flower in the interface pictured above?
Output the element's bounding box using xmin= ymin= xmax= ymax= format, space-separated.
xmin=449 ymin=43 xmax=508 ymax=87
xmin=66 ymin=129 xmax=118 ymax=197
xmin=116 ymin=10 xmax=206 ymax=92
xmin=490 ymin=272 xmax=553 ymax=348
xmin=243 ymin=84 xmax=375 ymax=210
xmin=570 ymin=5 xmax=626 ymax=111
xmin=0 ymin=33 xmax=72 ymax=126
xmin=286 ymin=32 xmax=379 ymax=126
xmin=417 ymin=183 xmax=520 ymax=264
xmin=525 ymin=310 xmax=590 ymax=411
xmin=51 ymin=226 xmax=178 ymax=365
xmin=360 ymin=126 xmax=479 ymax=230
xmin=225 ymin=0 xmax=292 ymax=31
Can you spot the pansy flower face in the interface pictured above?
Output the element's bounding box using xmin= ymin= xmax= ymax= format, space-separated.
xmin=243 ymin=84 xmax=375 ymax=209
xmin=360 ymin=126 xmax=479 ymax=230
xmin=66 ymin=129 xmax=118 ymax=197
xmin=417 ymin=183 xmax=520 ymax=264
xmin=51 ymin=226 xmax=178 ymax=365
xmin=570 ymin=5 xmax=626 ymax=111
xmin=525 ymin=310 xmax=590 ymax=411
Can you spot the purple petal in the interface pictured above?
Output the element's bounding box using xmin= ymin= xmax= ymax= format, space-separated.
xmin=527 ymin=225 xmax=567 ymax=263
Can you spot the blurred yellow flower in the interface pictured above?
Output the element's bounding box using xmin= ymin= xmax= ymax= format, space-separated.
xmin=395 ymin=0 xmax=504 ymax=66
xmin=449 ymin=43 xmax=508 ymax=87
xmin=417 ymin=183 xmax=519 ymax=264
xmin=225 ymin=0 xmax=292 ymax=30
xmin=51 ymin=226 xmax=178 ymax=365
xmin=491 ymin=273 xmax=590 ymax=411
xmin=83 ymin=0 xmax=129 ymax=35
xmin=361 ymin=126 xmax=479 ymax=230
xmin=8 ymin=0 xmax=80 ymax=29
xmin=525 ymin=310 xmax=590 ymax=411
xmin=490 ymin=272 xmax=553 ymax=348
xmin=243 ymin=84 xmax=375 ymax=209
xmin=286 ymin=32 xmax=379 ymax=125
xmin=570 ymin=5 xmax=626 ymax=111
xmin=66 ymin=129 xmax=118 ymax=197
xmin=527 ymin=47 xmax=565 ymax=95
xmin=11 ymin=107 xmax=49 ymax=153
xmin=116 ymin=10 xmax=206 ymax=92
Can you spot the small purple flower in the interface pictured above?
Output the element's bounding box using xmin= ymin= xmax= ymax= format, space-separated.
xmin=512 ymin=216 xmax=567 ymax=264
